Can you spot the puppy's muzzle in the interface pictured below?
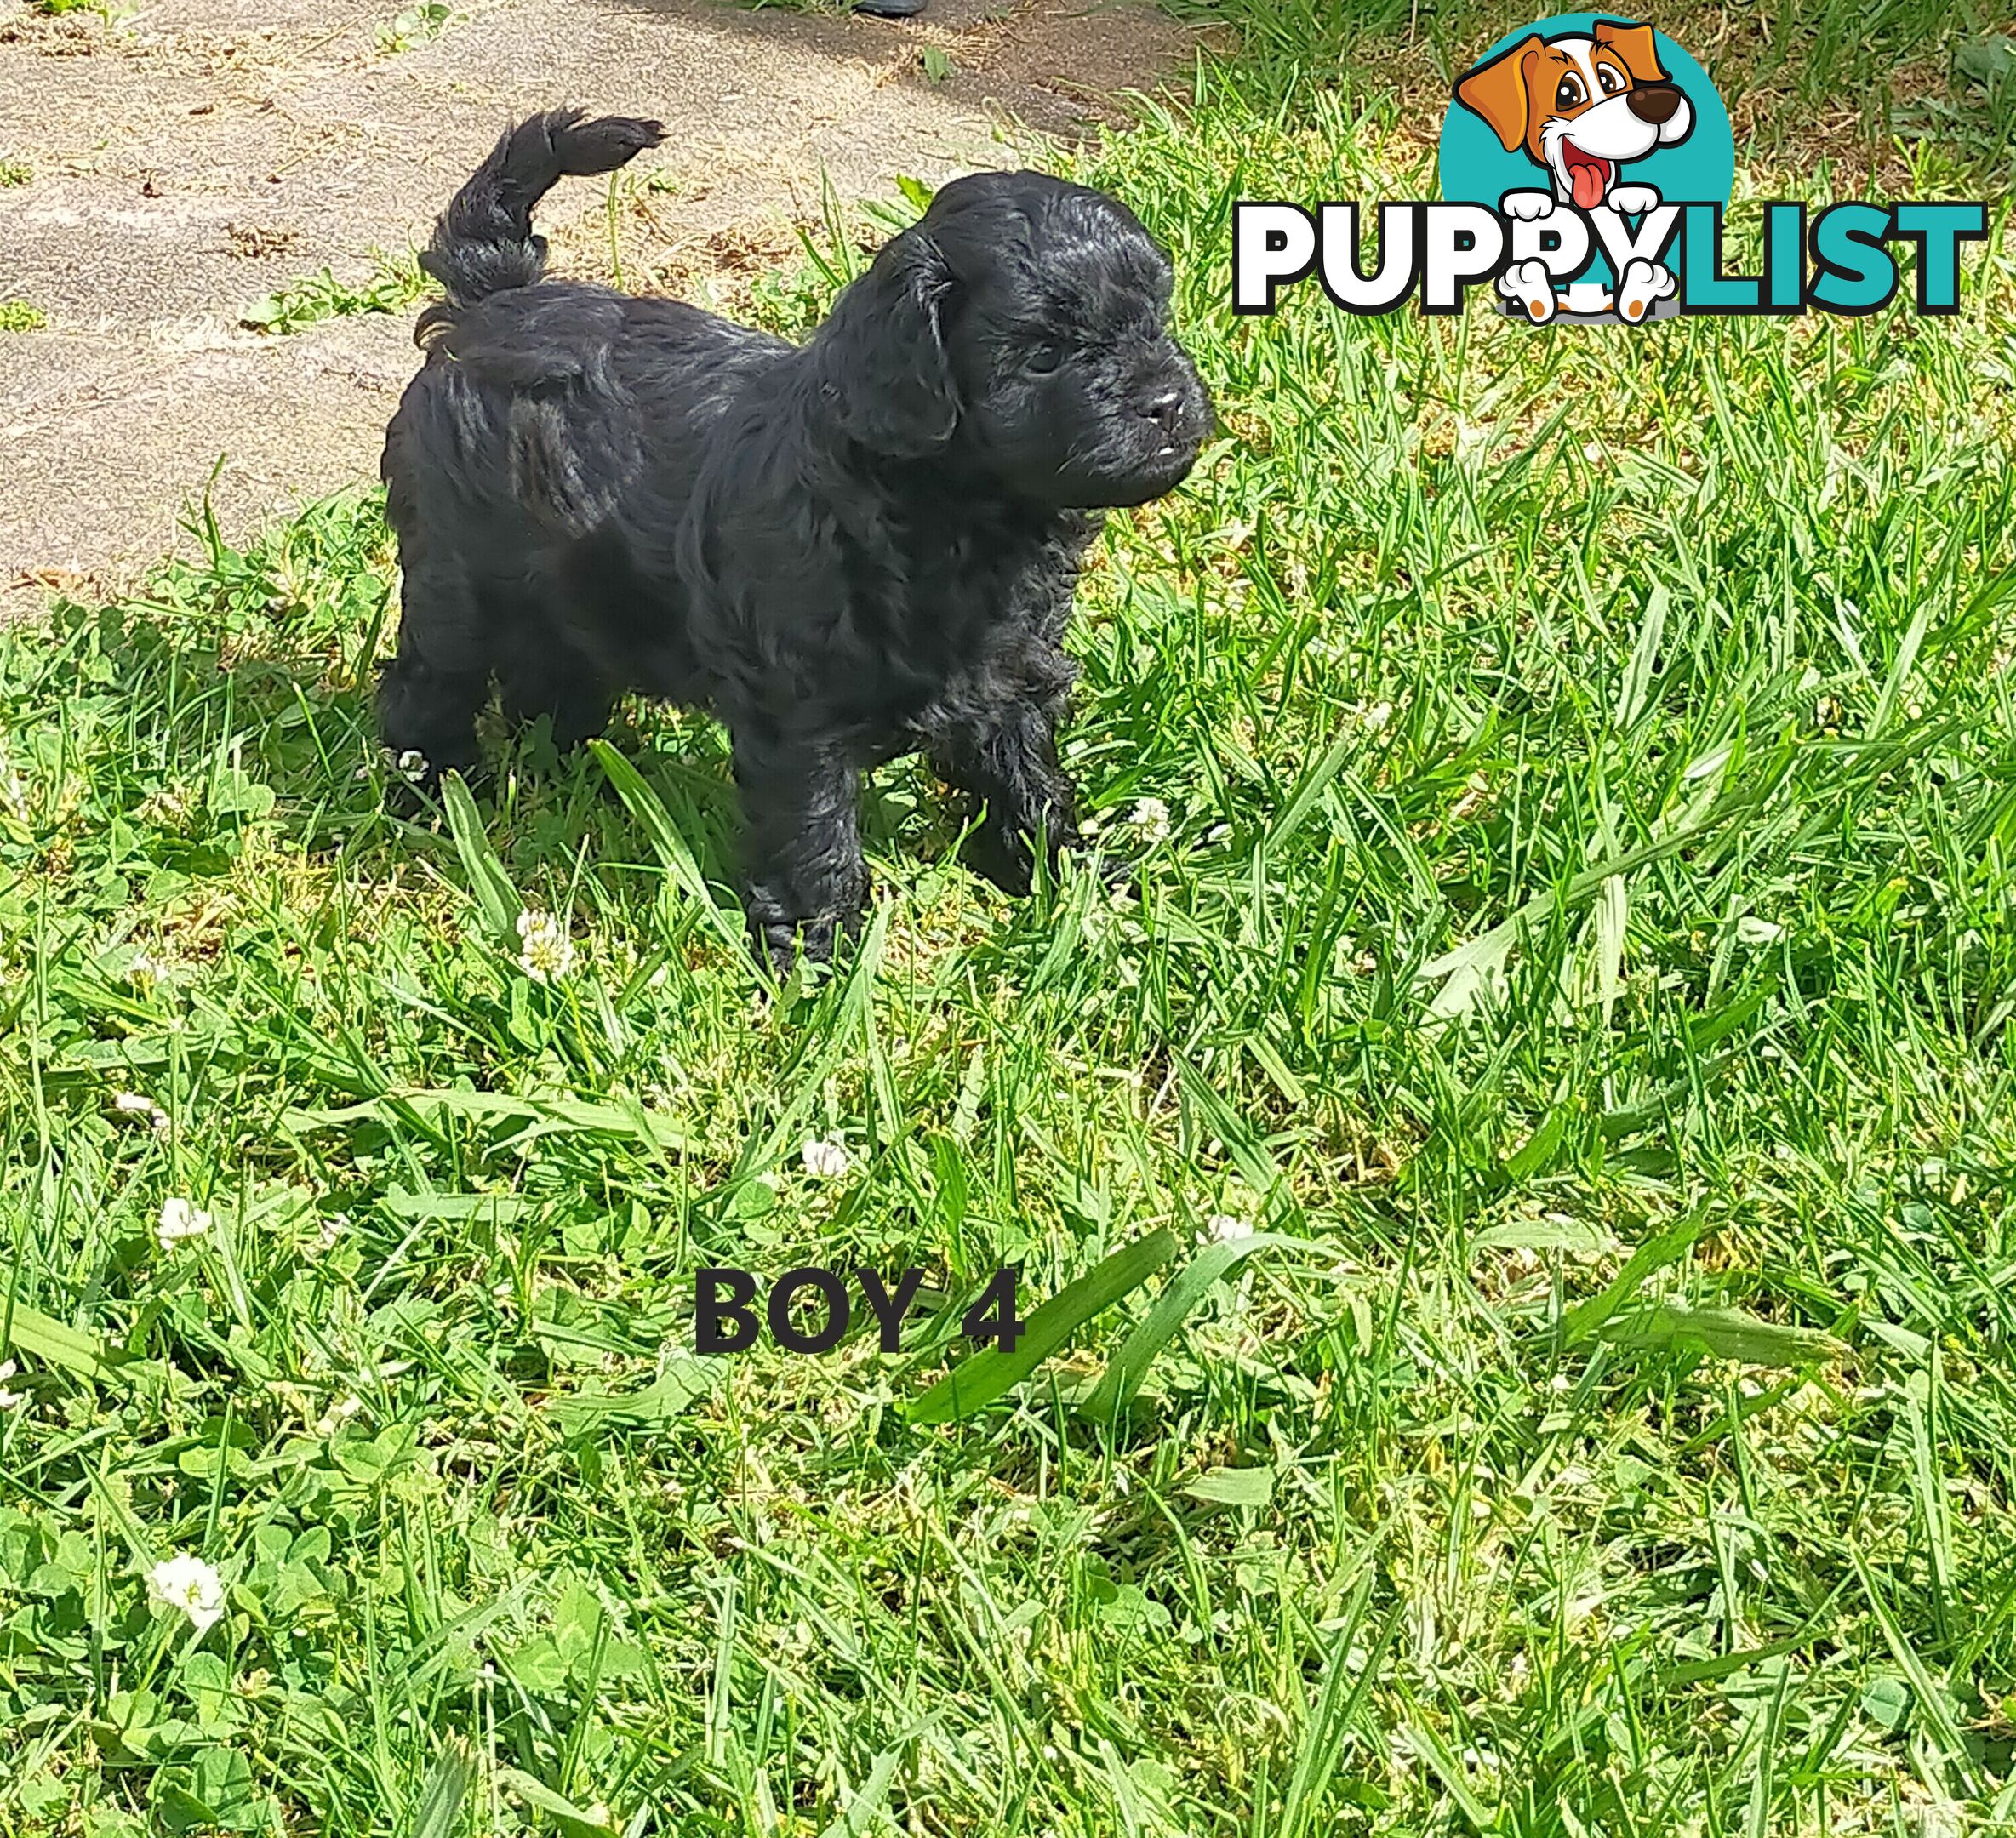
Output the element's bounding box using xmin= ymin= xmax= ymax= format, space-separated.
xmin=1146 ymin=387 xmax=1190 ymax=436
xmin=1628 ymin=83 xmax=1684 ymax=126
xmin=1141 ymin=368 xmax=1213 ymax=473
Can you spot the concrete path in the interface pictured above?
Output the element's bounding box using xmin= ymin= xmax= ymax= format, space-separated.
xmin=0 ymin=0 xmax=1191 ymax=608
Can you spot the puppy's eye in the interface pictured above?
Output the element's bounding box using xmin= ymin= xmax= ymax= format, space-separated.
xmin=1596 ymin=64 xmax=1624 ymax=94
xmin=1556 ymin=73 xmax=1585 ymax=108
xmin=1025 ymin=341 xmax=1066 ymax=375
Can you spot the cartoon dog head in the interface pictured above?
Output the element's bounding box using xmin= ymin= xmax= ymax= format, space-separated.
xmin=1455 ymin=20 xmax=1693 ymax=211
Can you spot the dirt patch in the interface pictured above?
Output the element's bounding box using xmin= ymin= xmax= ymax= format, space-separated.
xmin=226 ymin=221 xmax=300 ymax=257
xmin=0 ymin=315 xmax=417 ymax=578
xmin=934 ymin=0 xmax=1204 ymax=117
xmin=0 ymin=0 xmax=1199 ymax=613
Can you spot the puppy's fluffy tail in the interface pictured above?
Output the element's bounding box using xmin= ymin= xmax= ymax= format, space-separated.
xmin=418 ymin=109 xmax=664 ymax=323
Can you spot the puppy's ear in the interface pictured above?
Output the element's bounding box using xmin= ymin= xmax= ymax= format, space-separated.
xmin=818 ymin=229 xmax=959 ymax=458
xmin=1455 ymin=34 xmax=1543 ymax=151
xmin=1592 ymin=19 xmax=1667 ymax=83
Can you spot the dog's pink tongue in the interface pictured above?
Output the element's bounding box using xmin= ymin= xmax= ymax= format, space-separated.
xmin=1570 ymin=162 xmax=1607 ymax=210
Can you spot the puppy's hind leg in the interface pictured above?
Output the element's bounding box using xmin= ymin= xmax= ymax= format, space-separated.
xmin=377 ymin=553 xmax=491 ymax=785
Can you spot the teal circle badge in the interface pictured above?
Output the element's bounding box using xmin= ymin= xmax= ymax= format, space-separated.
xmin=1438 ymin=13 xmax=1734 ymax=321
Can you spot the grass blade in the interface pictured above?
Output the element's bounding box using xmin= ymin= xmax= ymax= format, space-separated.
xmin=909 ymin=1230 xmax=1177 ymax=1424
xmin=1848 ymin=1545 xmax=1984 ymax=1795
xmin=1417 ymin=808 xmax=1748 ymax=1020
xmin=590 ymin=739 xmax=747 ymax=956
xmin=818 ymin=1746 xmax=902 ymax=1838
xmin=283 ymin=1088 xmax=693 ymax=1154
xmin=1599 ymin=1303 xmax=1846 ymax=1369
xmin=1401 ymin=1714 xmax=1493 ymax=1829
xmin=495 ymin=1767 xmax=613 ymax=1833
xmin=437 ymin=771 xmax=521 ymax=943
xmin=1174 ymin=1055 xmax=1291 ymax=1213
xmin=1615 ymin=585 xmax=1669 ymax=733
xmin=1081 ymin=1230 xmax=1305 ymax=1420
xmin=1559 ymin=1209 xmax=1706 ymax=1348
xmin=1280 ymin=1580 xmax=1397 ymax=1838
xmin=407 ymin=1738 xmax=475 ymax=1838
xmin=1264 ymin=726 xmax=1356 ymax=853
xmin=1 ymin=1295 xmax=131 ymax=1384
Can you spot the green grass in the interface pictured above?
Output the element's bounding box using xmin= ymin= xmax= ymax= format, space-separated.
xmin=1167 ymin=0 xmax=2016 ymax=166
xmin=375 ymin=0 xmax=452 ymax=54
xmin=0 ymin=162 xmax=31 ymax=189
xmin=0 ymin=301 xmax=49 ymax=332
xmin=241 ymin=252 xmax=434 ymax=336
xmin=6 ymin=10 xmax=2016 ymax=1837
xmin=26 ymin=0 xmax=125 ymax=21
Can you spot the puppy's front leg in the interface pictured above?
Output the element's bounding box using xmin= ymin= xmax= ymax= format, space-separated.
xmin=732 ymin=732 xmax=867 ymax=979
xmin=934 ymin=704 xmax=1081 ymax=898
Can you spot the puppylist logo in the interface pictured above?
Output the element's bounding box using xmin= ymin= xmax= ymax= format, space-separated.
xmin=1234 ymin=12 xmax=1987 ymax=324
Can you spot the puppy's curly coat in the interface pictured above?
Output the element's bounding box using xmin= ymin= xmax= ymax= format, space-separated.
xmin=379 ymin=111 xmax=1212 ymax=973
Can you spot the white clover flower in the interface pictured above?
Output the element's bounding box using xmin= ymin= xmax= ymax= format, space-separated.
xmin=516 ymin=909 xmax=577 ymax=985
xmin=126 ymin=951 xmax=170 ymax=984
xmin=113 ymin=1091 xmax=169 ymax=1132
xmin=1128 ymin=796 xmax=1172 ymax=842
xmin=1207 ymin=1213 xmax=1254 ymax=1244
xmin=156 ymin=1197 xmax=212 ymax=1252
xmin=800 ymin=1137 xmax=854 ymax=1179
xmin=147 ymin=1553 xmax=226 ymax=1635
xmin=0 ymin=1361 xmax=26 ymax=1412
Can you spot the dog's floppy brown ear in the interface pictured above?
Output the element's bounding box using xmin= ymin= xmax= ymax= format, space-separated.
xmin=1454 ymin=35 xmax=1544 ymax=153
xmin=1592 ymin=18 xmax=1667 ymax=83
xmin=817 ymin=228 xmax=959 ymax=459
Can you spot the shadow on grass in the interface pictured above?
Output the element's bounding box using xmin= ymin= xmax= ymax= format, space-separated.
xmin=8 ymin=493 xmax=755 ymax=909
xmin=32 ymin=489 xmax=963 ymax=923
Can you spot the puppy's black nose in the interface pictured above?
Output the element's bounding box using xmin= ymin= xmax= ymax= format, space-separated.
xmin=1146 ymin=388 xmax=1187 ymax=433
xmin=1628 ymin=82 xmax=1682 ymax=124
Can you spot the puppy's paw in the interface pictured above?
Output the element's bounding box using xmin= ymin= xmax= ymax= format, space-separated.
xmin=964 ymin=812 xmax=1088 ymax=899
xmin=1499 ymin=190 xmax=1558 ymax=223
xmin=1606 ymin=184 xmax=1661 ymax=216
xmin=1497 ymin=258 xmax=1558 ymax=323
xmin=747 ymin=905 xmax=865 ymax=985
xmin=963 ymin=823 xmax=1037 ymax=898
xmin=1616 ymin=258 xmax=1676 ymax=323
xmin=754 ymin=920 xmax=821 ymax=984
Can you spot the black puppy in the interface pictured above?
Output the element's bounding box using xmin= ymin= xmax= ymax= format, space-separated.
xmin=379 ymin=110 xmax=1211 ymax=974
